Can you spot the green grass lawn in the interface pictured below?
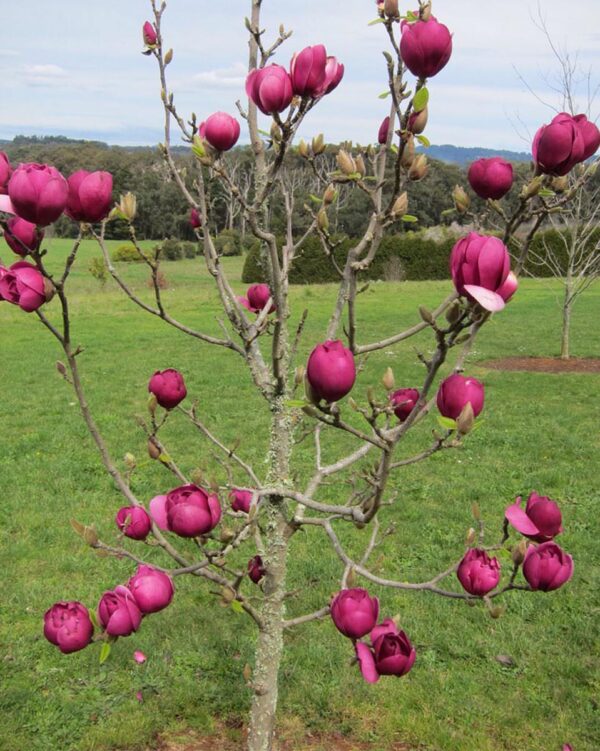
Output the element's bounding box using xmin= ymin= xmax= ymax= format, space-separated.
xmin=0 ymin=237 xmax=598 ymax=751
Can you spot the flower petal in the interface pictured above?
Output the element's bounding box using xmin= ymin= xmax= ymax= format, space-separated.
xmin=463 ymin=285 xmax=506 ymax=312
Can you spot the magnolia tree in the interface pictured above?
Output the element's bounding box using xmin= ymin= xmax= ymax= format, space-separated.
xmin=0 ymin=2 xmax=596 ymax=750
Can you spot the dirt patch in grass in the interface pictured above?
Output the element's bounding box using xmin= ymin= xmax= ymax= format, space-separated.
xmin=154 ymin=728 xmax=413 ymax=751
xmin=481 ymin=356 xmax=600 ymax=373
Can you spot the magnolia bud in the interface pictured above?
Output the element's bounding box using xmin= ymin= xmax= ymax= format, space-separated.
xmin=452 ymin=185 xmax=470 ymax=214
xmin=521 ymin=176 xmax=543 ymax=199
xmin=418 ymin=305 xmax=434 ymax=324
xmin=270 ymin=122 xmax=282 ymax=143
xmin=298 ymin=139 xmax=309 ymax=158
xmin=43 ymin=277 xmax=56 ymax=303
xmin=148 ymin=439 xmax=161 ymax=460
xmin=391 ymin=191 xmax=408 ymax=217
xmin=456 ymin=402 xmax=475 ymax=434
xmin=312 ymin=133 xmax=326 ymax=155
xmin=119 ymin=192 xmax=137 ymax=221
xmin=56 ymin=360 xmax=68 ymax=378
xmin=337 ymin=149 xmax=356 ymax=175
xmin=511 ymin=538 xmax=528 ymax=566
xmin=191 ymin=134 xmax=206 ymax=159
xmin=164 ymin=48 xmax=173 ymax=65
xmin=408 ymin=107 xmax=428 ymax=134
xmin=323 ymin=185 xmax=337 ymax=205
xmin=219 ymin=527 xmax=235 ymax=543
xmin=304 ymin=375 xmax=320 ymax=406
xmin=317 ymin=208 xmax=329 ymax=231
xmin=148 ymin=393 xmax=158 ymax=416
xmin=465 ymin=527 xmax=477 ymax=545
xmin=382 ymin=367 xmax=395 ymax=391
xmin=400 ymin=135 xmax=416 ymax=168
xmin=383 ymin=0 xmax=399 ymax=18
xmin=408 ymin=154 xmax=428 ymax=181
xmin=551 ymin=175 xmax=569 ymax=193
xmin=355 ymin=154 xmax=366 ymax=177
xmin=445 ymin=300 xmax=461 ymax=324
xmin=421 ymin=2 xmax=432 ymax=21
xmin=294 ymin=366 xmax=305 ymax=387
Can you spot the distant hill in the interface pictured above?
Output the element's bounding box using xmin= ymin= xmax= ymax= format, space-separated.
xmin=421 ymin=144 xmax=531 ymax=166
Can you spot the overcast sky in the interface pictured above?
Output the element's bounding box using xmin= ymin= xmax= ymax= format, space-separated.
xmin=1 ymin=1 xmax=599 ymax=151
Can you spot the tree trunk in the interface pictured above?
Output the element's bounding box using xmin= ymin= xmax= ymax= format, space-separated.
xmin=561 ymin=277 xmax=573 ymax=360
xmin=247 ymin=401 xmax=292 ymax=751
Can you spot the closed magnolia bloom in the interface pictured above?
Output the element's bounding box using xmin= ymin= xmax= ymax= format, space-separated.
xmin=115 ymin=505 xmax=153 ymax=540
xmin=306 ymin=339 xmax=356 ymax=403
xmin=65 ymin=170 xmax=113 ymax=223
xmin=230 ymin=488 xmax=253 ymax=514
xmin=497 ymin=271 xmax=518 ymax=303
xmin=573 ymin=114 xmax=600 ymax=160
xmin=248 ymin=555 xmax=266 ymax=584
xmin=407 ymin=107 xmax=428 ymax=134
xmin=378 ymin=116 xmax=390 ymax=145
xmin=247 ymin=283 xmax=275 ymax=313
xmin=355 ymin=619 xmax=416 ymax=683
xmin=522 ymin=541 xmax=573 ymax=592
xmin=189 ymin=208 xmax=202 ymax=229
xmin=8 ymin=163 xmax=68 ymax=225
xmin=97 ymin=585 xmax=142 ymax=637
xmin=143 ymin=21 xmax=157 ymax=46
xmin=3 ymin=217 xmax=42 ymax=256
xmin=290 ymin=45 xmax=328 ymax=97
xmin=199 ymin=112 xmax=240 ymax=152
xmin=450 ymin=232 xmax=512 ymax=312
xmin=315 ymin=56 xmax=344 ymax=96
xmin=390 ymin=388 xmax=420 ymax=422
xmin=400 ymin=17 xmax=452 ymax=79
xmin=533 ymin=113 xmax=585 ymax=176
xmin=0 ymin=151 xmax=12 ymax=193
xmin=246 ymin=64 xmax=293 ymax=115
xmin=43 ymin=601 xmax=94 ymax=654
xmin=0 ymin=261 xmax=47 ymax=313
xmin=436 ymin=373 xmax=484 ymax=420
xmin=165 ymin=483 xmax=222 ymax=537
xmin=457 ymin=548 xmax=501 ymax=596
xmin=128 ymin=564 xmax=174 ymax=614
xmin=467 ymin=157 xmax=514 ymax=200
xmin=148 ymin=368 xmax=187 ymax=409
xmin=505 ymin=491 xmax=563 ymax=543
xmin=330 ymin=587 xmax=379 ymax=639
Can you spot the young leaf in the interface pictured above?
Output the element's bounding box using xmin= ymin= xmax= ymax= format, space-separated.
xmin=401 ymin=214 xmax=419 ymax=223
xmin=99 ymin=642 xmax=111 ymax=665
xmin=412 ymin=87 xmax=429 ymax=112
xmin=378 ymin=90 xmax=391 ymax=99
xmin=285 ymin=399 xmax=309 ymax=409
xmin=437 ymin=416 xmax=457 ymax=430
xmin=309 ymin=194 xmax=323 ymax=203
xmin=231 ymin=600 xmax=244 ymax=615
xmin=368 ymin=17 xmax=386 ymax=26
xmin=416 ymin=134 xmax=431 ymax=148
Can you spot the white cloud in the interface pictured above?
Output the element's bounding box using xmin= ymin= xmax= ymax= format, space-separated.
xmin=191 ymin=62 xmax=247 ymax=89
xmin=22 ymin=64 xmax=69 ymax=87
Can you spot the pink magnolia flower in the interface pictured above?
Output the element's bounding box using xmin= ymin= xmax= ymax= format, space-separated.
xmin=505 ymin=492 xmax=563 ymax=543
xmin=400 ymin=17 xmax=452 ymax=79
xmin=149 ymin=494 xmax=169 ymax=530
xmin=574 ymin=114 xmax=600 ymax=160
xmin=3 ymin=217 xmax=42 ymax=256
xmin=247 ymin=283 xmax=275 ymax=313
xmin=0 ymin=261 xmax=48 ymax=313
xmin=143 ymin=21 xmax=157 ymax=46
xmin=522 ymin=542 xmax=573 ymax=592
xmin=165 ymin=483 xmax=222 ymax=537
xmin=457 ymin=549 xmax=501 ymax=596
xmin=356 ymin=619 xmax=416 ymax=683
xmin=315 ymin=56 xmax=344 ymax=96
xmin=190 ymin=208 xmax=202 ymax=229
xmin=65 ymin=170 xmax=113 ymax=223
xmin=467 ymin=157 xmax=514 ymax=200
xmin=237 ymin=296 xmax=253 ymax=312
xmin=378 ymin=116 xmax=390 ymax=145
xmin=497 ymin=271 xmax=518 ymax=303
xmin=436 ymin=374 xmax=484 ymax=421
xmin=450 ymin=232 xmax=512 ymax=312
xmin=8 ymin=163 xmax=68 ymax=226
xmin=306 ymin=339 xmax=356 ymax=403
xmin=246 ymin=64 xmax=294 ymax=115
xmin=128 ymin=565 xmax=174 ymax=614
xmin=533 ymin=113 xmax=585 ymax=176
xmin=248 ymin=555 xmax=266 ymax=584
xmin=148 ymin=368 xmax=187 ymax=410
xmin=390 ymin=388 xmax=420 ymax=422
xmin=199 ymin=113 xmax=240 ymax=152
xmin=330 ymin=588 xmax=379 ymax=640
xmin=230 ymin=488 xmax=253 ymax=514
xmin=115 ymin=505 xmax=153 ymax=541
xmin=0 ymin=151 xmax=12 ymax=193
xmin=290 ymin=45 xmax=328 ymax=97
xmin=43 ymin=601 xmax=94 ymax=654
xmin=97 ymin=585 xmax=142 ymax=637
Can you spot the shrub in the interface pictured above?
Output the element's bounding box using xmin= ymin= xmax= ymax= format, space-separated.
xmin=88 ymin=257 xmax=108 ymax=287
xmin=214 ymin=228 xmax=242 ymax=256
xmin=181 ymin=241 xmax=197 ymax=259
xmin=160 ymin=238 xmax=184 ymax=261
xmin=111 ymin=244 xmax=144 ymax=263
